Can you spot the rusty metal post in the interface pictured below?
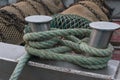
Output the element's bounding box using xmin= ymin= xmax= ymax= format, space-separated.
xmin=89 ymin=22 xmax=120 ymax=49
xmin=25 ymin=15 xmax=52 ymax=32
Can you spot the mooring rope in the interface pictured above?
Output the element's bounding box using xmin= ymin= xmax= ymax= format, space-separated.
xmin=9 ymin=14 xmax=113 ymax=80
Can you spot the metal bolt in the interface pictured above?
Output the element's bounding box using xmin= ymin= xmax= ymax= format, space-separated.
xmin=89 ymin=21 xmax=120 ymax=49
xmin=25 ymin=15 xmax=52 ymax=32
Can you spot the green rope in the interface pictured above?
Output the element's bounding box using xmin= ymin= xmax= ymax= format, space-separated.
xmin=25 ymin=28 xmax=112 ymax=68
xmin=9 ymin=14 xmax=113 ymax=80
xmin=9 ymin=53 xmax=31 ymax=80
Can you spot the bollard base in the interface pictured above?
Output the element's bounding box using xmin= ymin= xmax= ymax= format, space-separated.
xmin=0 ymin=42 xmax=120 ymax=80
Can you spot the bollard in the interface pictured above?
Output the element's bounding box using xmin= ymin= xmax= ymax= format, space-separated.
xmin=25 ymin=15 xmax=52 ymax=32
xmin=89 ymin=21 xmax=120 ymax=49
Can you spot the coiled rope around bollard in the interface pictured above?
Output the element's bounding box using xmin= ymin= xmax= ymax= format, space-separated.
xmin=9 ymin=14 xmax=113 ymax=80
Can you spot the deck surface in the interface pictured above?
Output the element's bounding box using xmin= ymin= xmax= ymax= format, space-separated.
xmin=0 ymin=42 xmax=120 ymax=80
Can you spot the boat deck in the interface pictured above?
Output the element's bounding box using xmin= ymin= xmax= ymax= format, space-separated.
xmin=0 ymin=42 xmax=120 ymax=80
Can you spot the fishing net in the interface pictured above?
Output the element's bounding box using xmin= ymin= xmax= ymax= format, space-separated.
xmin=0 ymin=0 xmax=109 ymax=44
xmin=61 ymin=1 xmax=109 ymax=21
xmin=0 ymin=0 xmax=66 ymax=44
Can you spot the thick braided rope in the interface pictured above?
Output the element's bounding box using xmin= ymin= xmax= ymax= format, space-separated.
xmin=9 ymin=28 xmax=113 ymax=80
xmin=9 ymin=54 xmax=31 ymax=80
xmin=23 ymin=28 xmax=113 ymax=69
xmin=9 ymin=15 xmax=112 ymax=80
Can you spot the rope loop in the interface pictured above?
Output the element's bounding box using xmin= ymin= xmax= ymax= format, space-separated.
xmin=9 ymin=14 xmax=113 ymax=80
xmin=23 ymin=27 xmax=113 ymax=69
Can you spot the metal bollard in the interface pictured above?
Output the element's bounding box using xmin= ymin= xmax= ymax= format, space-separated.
xmin=25 ymin=15 xmax=52 ymax=32
xmin=89 ymin=21 xmax=120 ymax=49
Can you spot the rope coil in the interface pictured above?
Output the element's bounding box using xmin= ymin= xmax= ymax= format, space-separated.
xmin=24 ymin=28 xmax=113 ymax=69
xmin=9 ymin=28 xmax=113 ymax=80
xmin=9 ymin=14 xmax=113 ymax=80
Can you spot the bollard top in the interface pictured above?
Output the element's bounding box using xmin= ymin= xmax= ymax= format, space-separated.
xmin=89 ymin=21 xmax=120 ymax=31
xmin=25 ymin=15 xmax=52 ymax=23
